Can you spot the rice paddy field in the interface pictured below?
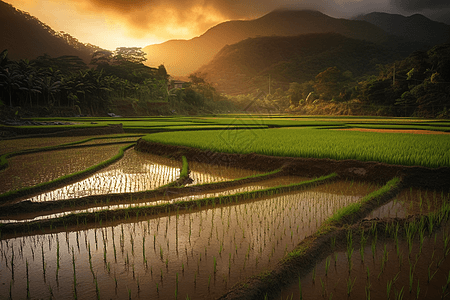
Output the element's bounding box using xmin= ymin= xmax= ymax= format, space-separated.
xmin=0 ymin=115 xmax=449 ymax=299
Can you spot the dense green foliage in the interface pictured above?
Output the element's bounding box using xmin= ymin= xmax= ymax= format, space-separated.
xmin=287 ymin=44 xmax=450 ymax=118
xmin=0 ymin=49 xmax=237 ymax=117
xmin=143 ymin=128 xmax=450 ymax=168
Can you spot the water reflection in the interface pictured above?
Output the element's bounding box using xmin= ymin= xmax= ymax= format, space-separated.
xmin=0 ymin=183 xmax=369 ymax=300
xmin=2 ymin=177 xmax=307 ymax=223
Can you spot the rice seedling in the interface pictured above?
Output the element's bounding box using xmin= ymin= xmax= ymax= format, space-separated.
xmin=347 ymin=230 xmax=354 ymax=272
xmin=325 ymin=256 xmax=331 ymax=276
xmin=346 ymin=276 xmax=357 ymax=296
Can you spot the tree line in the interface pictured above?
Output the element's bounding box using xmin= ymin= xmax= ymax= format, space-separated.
xmin=0 ymin=47 xmax=171 ymax=116
xmin=233 ymin=43 xmax=449 ymax=118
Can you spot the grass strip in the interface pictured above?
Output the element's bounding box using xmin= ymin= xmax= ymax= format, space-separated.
xmin=180 ymin=156 xmax=189 ymax=178
xmin=0 ymin=143 xmax=136 ymax=204
xmin=324 ymin=177 xmax=401 ymax=226
xmin=0 ymin=173 xmax=337 ymax=235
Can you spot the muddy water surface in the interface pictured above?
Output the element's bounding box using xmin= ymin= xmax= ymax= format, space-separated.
xmin=1 ymin=176 xmax=310 ymax=223
xmin=0 ymin=144 xmax=125 ymax=194
xmin=0 ymin=180 xmax=376 ymax=299
xmin=22 ymin=152 xmax=267 ymax=202
xmin=366 ymin=188 xmax=450 ymax=219
xmin=278 ymin=222 xmax=450 ymax=300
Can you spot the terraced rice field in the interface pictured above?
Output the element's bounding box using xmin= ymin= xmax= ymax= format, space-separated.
xmin=0 ymin=116 xmax=449 ymax=299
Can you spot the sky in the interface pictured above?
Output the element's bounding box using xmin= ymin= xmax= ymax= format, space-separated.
xmin=5 ymin=0 xmax=450 ymax=51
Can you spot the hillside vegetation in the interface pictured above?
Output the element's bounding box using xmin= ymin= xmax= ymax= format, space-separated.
xmin=197 ymin=33 xmax=397 ymax=95
xmin=0 ymin=0 xmax=100 ymax=63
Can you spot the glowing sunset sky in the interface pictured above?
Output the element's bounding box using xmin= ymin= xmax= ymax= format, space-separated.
xmin=5 ymin=0 xmax=450 ymax=50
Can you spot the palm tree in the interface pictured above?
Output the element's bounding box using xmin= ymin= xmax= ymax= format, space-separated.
xmin=0 ymin=63 xmax=23 ymax=107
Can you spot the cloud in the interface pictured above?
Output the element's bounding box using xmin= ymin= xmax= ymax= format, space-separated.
xmin=390 ymin=0 xmax=450 ymax=12
xmin=70 ymin=0 xmax=369 ymax=41
xmin=72 ymin=0 xmax=258 ymax=40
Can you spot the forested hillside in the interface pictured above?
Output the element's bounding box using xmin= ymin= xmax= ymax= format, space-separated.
xmin=0 ymin=0 xmax=100 ymax=63
xmin=286 ymin=43 xmax=450 ymax=118
xmin=197 ymin=33 xmax=398 ymax=95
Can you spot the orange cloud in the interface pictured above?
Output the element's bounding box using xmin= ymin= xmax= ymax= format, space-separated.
xmin=70 ymin=0 xmax=246 ymax=40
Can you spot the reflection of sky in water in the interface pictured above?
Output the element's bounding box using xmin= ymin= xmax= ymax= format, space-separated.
xmin=24 ymin=150 xmax=260 ymax=202
xmin=2 ymin=184 xmax=360 ymax=224
xmin=0 ymin=189 xmax=366 ymax=300
xmin=27 ymin=164 xmax=180 ymax=202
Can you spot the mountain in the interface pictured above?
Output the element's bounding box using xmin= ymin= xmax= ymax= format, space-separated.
xmin=196 ymin=33 xmax=398 ymax=95
xmin=143 ymin=9 xmax=391 ymax=76
xmin=0 ymin=0 xmax=101 ymax=62
xmin=354 ymin=12 xmax=450 ymax=46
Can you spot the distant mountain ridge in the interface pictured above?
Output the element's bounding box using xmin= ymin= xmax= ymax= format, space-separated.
xmin=354 ymin=12 xmax=450 ymax=46
xmin=143 ymin=9 xmax=391 ymax=76
xmin=0 ymin=0 xmax=101 ymax=62
xmin=197 ymin=33 xmax=399 ymax=95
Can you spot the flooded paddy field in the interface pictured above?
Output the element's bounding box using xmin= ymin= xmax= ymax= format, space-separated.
xmin=367 ymin=188 xmax=450 ymax=220
xmin=1 ymin=129 xmax=450 ymax=300
xmin=1 ymin=144 xmax=127 ymax=194
xmin=278 ymin=218 xmax=450 ymax=300
xmin=0 ymin=180 xmax=377 ymax=299
xmin=0 ymin=134 xmax=142 ymax=155
xmin=13 ymin=151 xmax=262 ymax=203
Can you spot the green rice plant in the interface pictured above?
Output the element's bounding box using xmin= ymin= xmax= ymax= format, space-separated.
xmin=427 ymin=261 xmax=439 ymax=283
xmin=180 ymin=156 xmax=189 ymax=179
xmin=416 ymin=279 xmax=420 ymax=300
xmin=142 ymin=128 xmax=450 ymax=168
xmin=312 ymin=265 xmax=316 ymax=284
xmin=366 ymin=283 xmax=371 ymax=300
xmin=142 ymin=236 xmax=146 ymax=265
xmin=325 ymin=256 xmax=331 ymax=276
xmin=320 ymin=278 xmax=326 ymax=297
xmin=94 ymin=277 xmax=100 ymax=300
xmin=409 ymin=264 xmax=414 ymax=292
xmin=387 ymin=278 xmax=394 ymax=299
xmin=346 ymin=276 xmax=357 ymax=296
xmin=346 ymin=230 xmax=354 ymax=272
xmin=395 ymin=286 xmax=404 ymax=300
xmin=360 ymin=228 xmax=366 ymax=262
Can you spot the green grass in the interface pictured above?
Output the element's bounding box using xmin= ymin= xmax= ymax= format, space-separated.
xmin=325 ymin=177 xmax=401 ymax=225
xmin=142 ymin=128 xmax=450 ymax=168
xmin=180 ymin=156 xmax=189 ymax=179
